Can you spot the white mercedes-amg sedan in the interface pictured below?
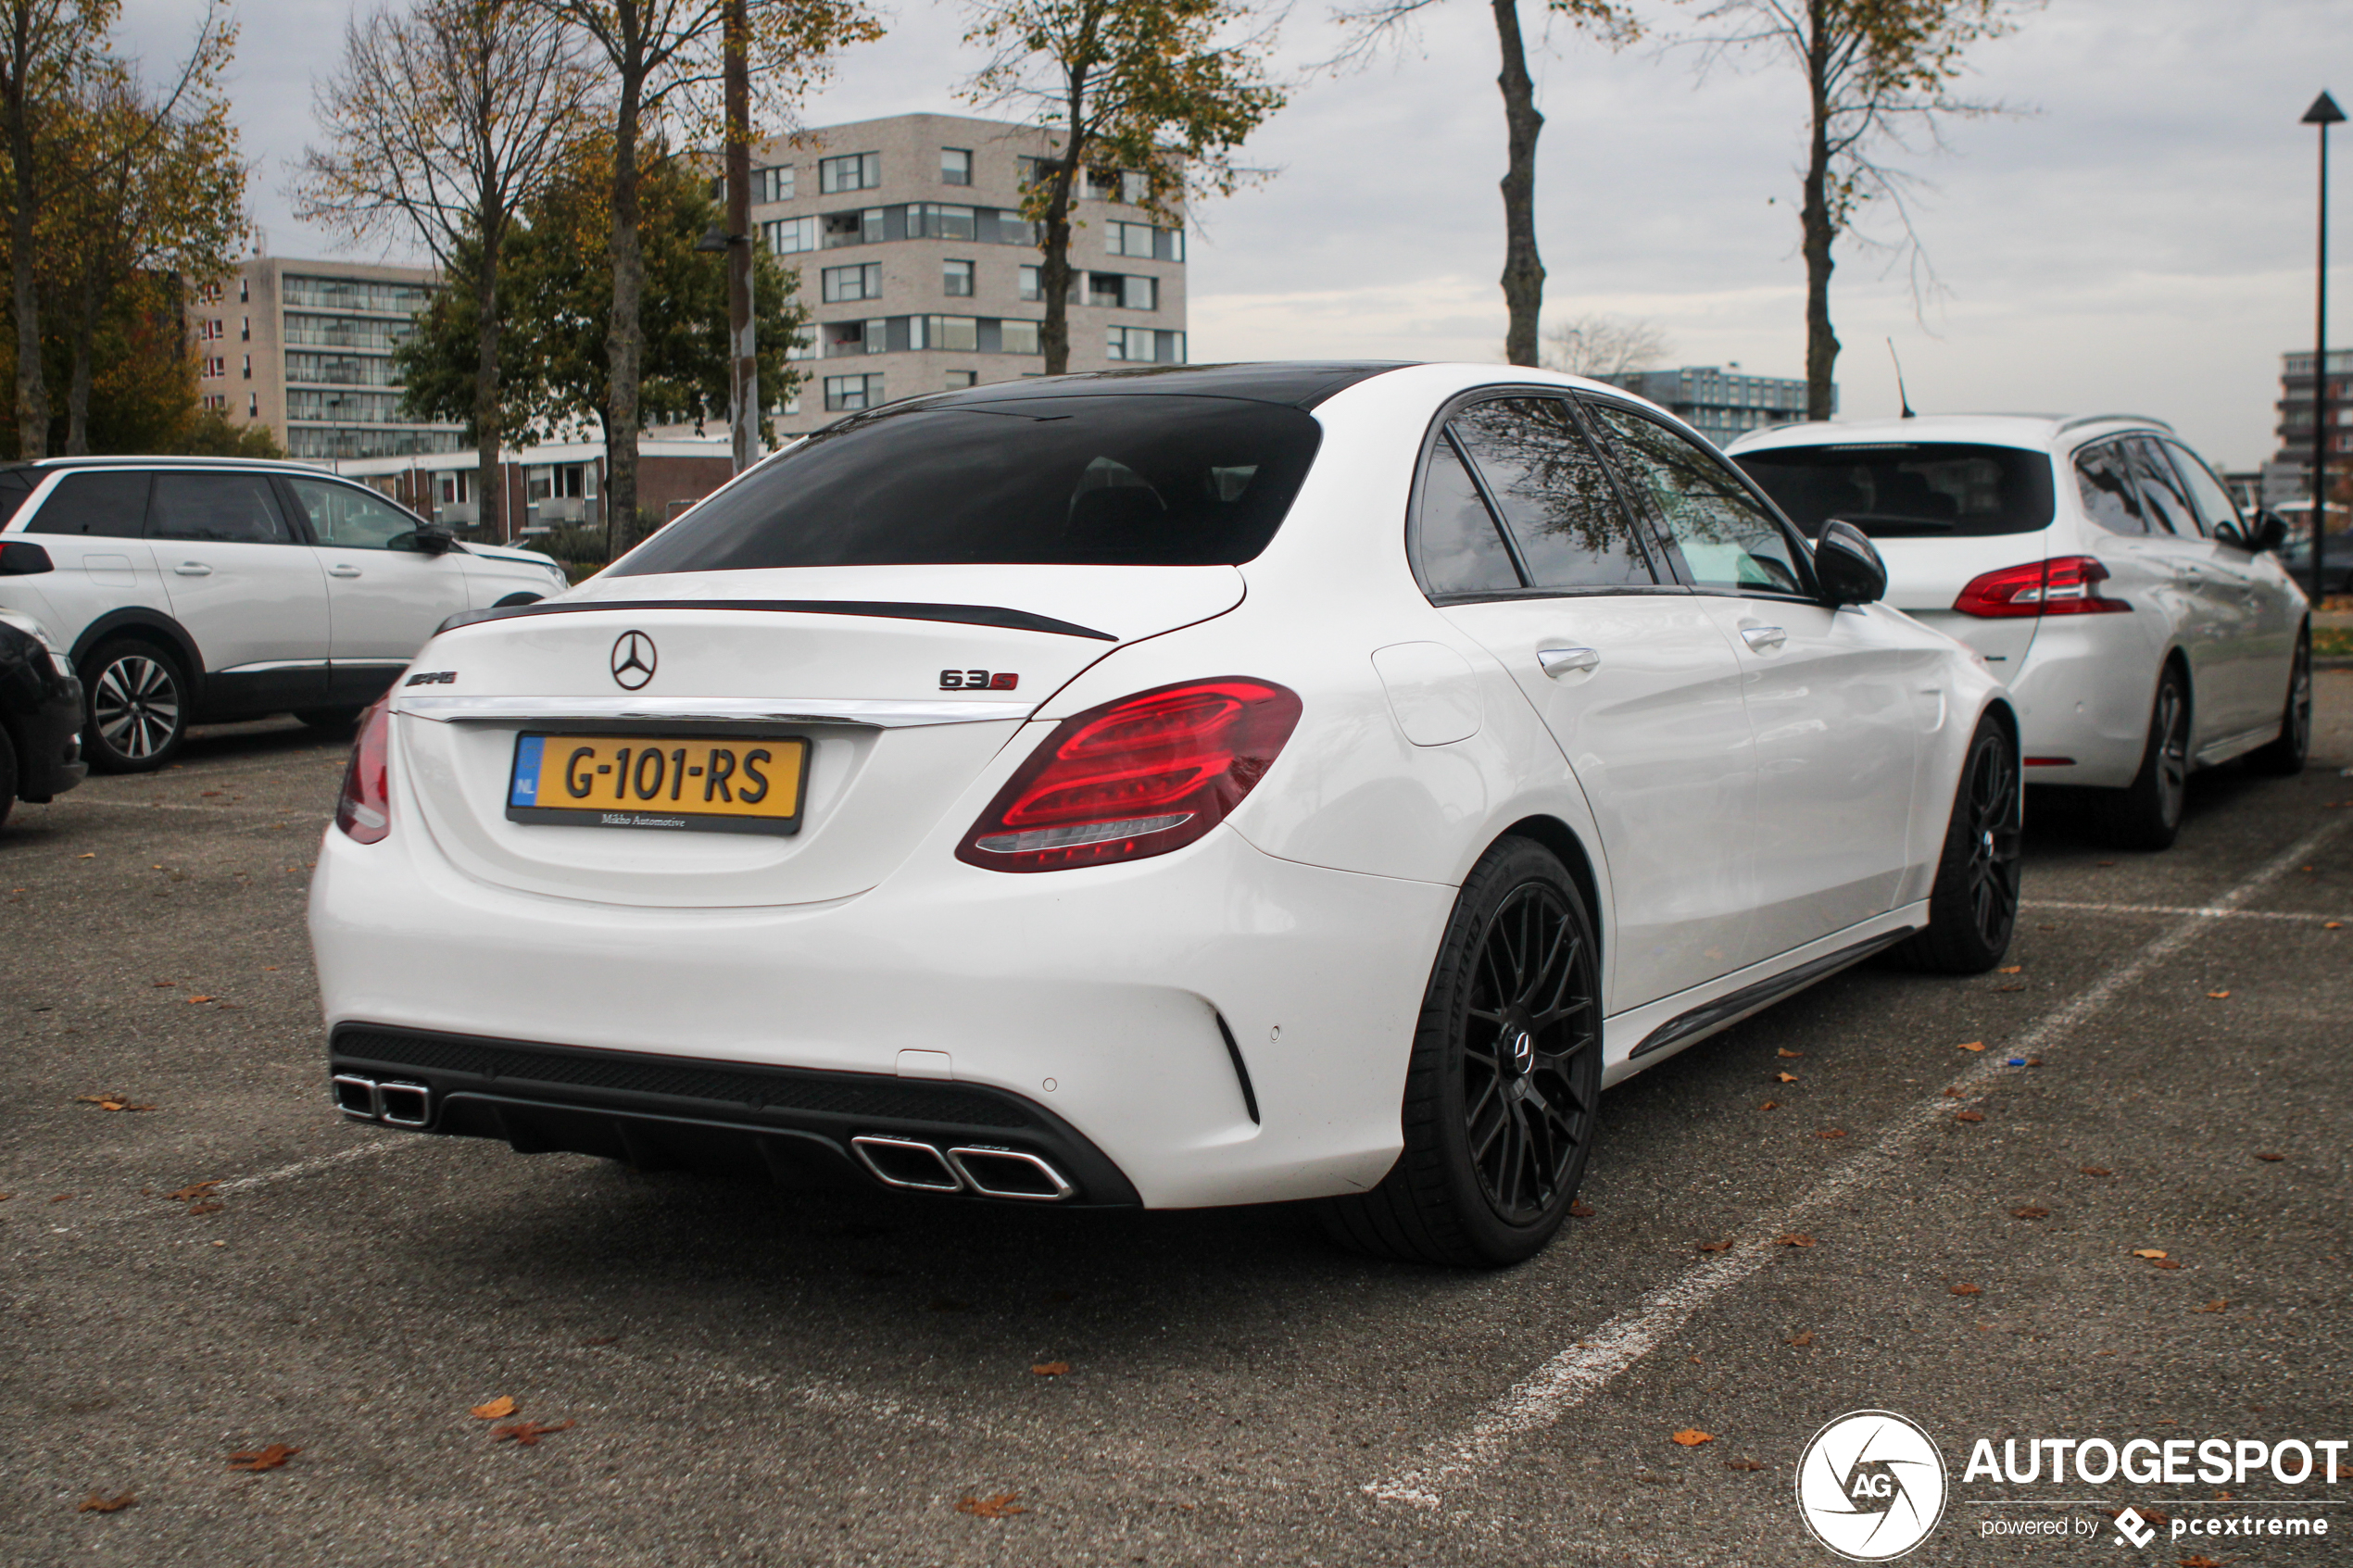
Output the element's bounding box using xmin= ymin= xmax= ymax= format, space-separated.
xmin=308 ymin=362 xmax=2018 ymax=1266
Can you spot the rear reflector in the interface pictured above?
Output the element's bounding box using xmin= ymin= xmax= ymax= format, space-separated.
xmin=957 ymin=678 xmax=1302 ymax=872
xmin=2023 ymin=757 xmax=2078 ymax=767
xmin=1953 ymin=556 xmax=2131 ymax=618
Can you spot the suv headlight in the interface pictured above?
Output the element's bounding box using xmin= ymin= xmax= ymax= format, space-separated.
xmin=0 ymin=606 xmax=73 ymax=677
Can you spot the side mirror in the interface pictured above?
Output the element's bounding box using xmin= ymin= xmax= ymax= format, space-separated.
xmin=2247 ymin=508 xmax=2291 ymax=553
xmin=1814 ymin=519 xmax=1887 ymax=607
xmin=413 ymin=523 xmax=458 ymax=557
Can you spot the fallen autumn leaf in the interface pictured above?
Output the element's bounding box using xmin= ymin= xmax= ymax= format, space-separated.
xmin=1950 ymin=1283 xmax=1982 ymax=1296
xmin=1777 ymin=1234 xmax=1815 ymax=1248
xmin=1775 ymin=1073 xmax=1798 ymax=1084
xmin=187 ymin=1202 xmax=223 ymax=1216
xmin=1030 ymin=1363 xmax=1069 ymax=1376
xmin=1956 ymin=1110 xmax=1985 ymax=1123
xmin=1725 ymin=1459 xmax=1764 ymax=1471
xmin=2132 ymin=1248 xmax=2168 ymax=1260
xmin=1759 ymin=1100 xmax=1778 ymax=1110
xmin=1816 ymin=1128 xmax=1846 ymax=1139
xmin=2194 ymin=1301 xmax=2227 ymax=1313
xmin=76 ymin=1492 xmax=135 ymax=1513
xmin=1777 ymin=1048 xmax=1802 ymax=1059
xmin=1697 ymin=1239 xmax=1733 ymax=1252
xmin=2011 ymin=1206 xmax=2049 ymax=1219
xmin=1787 ymin=1332 xmax=1815 ymax=1347
xmin=491 ymin=1420 xmax=573 ymax=1446
xmin=1567 ymin=1200 xmax=1594 ymax=1217
xmin=1957 ymin=1040 xmax=1986 ymax=1052
xmin=956 ymin=1493 xmax=1029 ymax=1519
xmin=1996 ymin=965 xmax=2022 ymax=974
xmin=1671 ymin=1429 xmax=1715 ymax=1447
xmin=226 ymin=1445 xmax=298 ymax=1472
xmin=2081 ymin=1166 xmax=2111 ymax=1177
xmin=2254 ymin=1152 xmax=2284 ymax=1162
xmin=2206 ymin=991 xmax=2231 ymax=1000
xmin=471 ymin=1397 xmax=517 ymax=1420
xmin=166 ymin=1181 xmax=220 ymax=1202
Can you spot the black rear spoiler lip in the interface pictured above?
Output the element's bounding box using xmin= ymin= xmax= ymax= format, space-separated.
xmin=435 ymin=597 xmax=1119 ymax=642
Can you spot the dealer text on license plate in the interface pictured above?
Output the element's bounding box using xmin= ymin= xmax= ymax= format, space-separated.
xmin=505 ymin=734 xmax=808 ymax=834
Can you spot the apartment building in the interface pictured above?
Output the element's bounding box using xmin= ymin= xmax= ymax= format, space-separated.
xmin=187 ymin=256 xmax=465 ymax=462
xmin=752 ymin=112 xmax=1189 ymax=435
xmin=1604 ymin=365 xmax=1826 ymax=450
xmin=2267 ymin=346 xmax=2351 ymax=505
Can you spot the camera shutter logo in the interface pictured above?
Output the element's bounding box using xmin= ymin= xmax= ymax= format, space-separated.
xmin=1795 ymin=1410 xmax=1948 ymax=1561
xmin=610 ymin=631 xmax=657 ymax=691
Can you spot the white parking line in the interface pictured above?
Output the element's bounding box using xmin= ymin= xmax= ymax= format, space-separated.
xmin=2024 ymin=898 xmax=2345 ymax=923
xmin=76 ymin=1135 xmax=423 ymax=1224
xmin=1365 ymin=821 xmax=2346 ymax=1511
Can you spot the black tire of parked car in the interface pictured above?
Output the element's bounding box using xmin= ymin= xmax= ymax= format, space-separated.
xmin=0 ymin=720 xmax=18 ymax=829
xmin=1318 ymin=836 xmax=1603 ymax=1268
xmin=82 ymin=637 xmax=190 ymax=774
xmin=1885 ymin=714 xmax=2022 ymax=974
xmin=296 ymin=707 xmax=365 ymax=733
xmin=2245 ymin=627 xmax=2311 ymax=777
xmin=2098 ymin=663 xmax=2192 ymax=852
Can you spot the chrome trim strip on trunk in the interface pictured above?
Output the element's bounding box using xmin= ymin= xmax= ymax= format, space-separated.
xmin=390 ymin=693 xmax=1035 ymax=727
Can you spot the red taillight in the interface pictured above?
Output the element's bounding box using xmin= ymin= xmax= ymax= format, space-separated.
xmin=956 ymin=678 xmax=1302 ymax=872
xmin=334 ymin=698 xmax=392 ymax=844
xmin=1953 ymin=556 xmax=2132 ymax=619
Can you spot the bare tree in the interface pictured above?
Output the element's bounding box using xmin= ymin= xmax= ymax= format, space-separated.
xmin=1682 ymin=0 xmax=2034 ymax=418
xmin=3 ymin=0 xmax=228 ymax=457
xmin=963 ymin=0 xmax=1284 ymax=376
xmin=297 ymin=0 xmax=594 ymax=540
xmin=1541 ymin=311 xmax=1669 ymax=380
xmin=524 ymin=0 xmax=878 ymax=552
xmin=1332 ymin=0 xmax=1634 ymax=368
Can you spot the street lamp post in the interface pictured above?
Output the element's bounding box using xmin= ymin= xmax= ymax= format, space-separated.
xmin=2303 ymin=90 xmax=2343 ymax=605
xmin=724 ymin=0 xmax=757 ymax=475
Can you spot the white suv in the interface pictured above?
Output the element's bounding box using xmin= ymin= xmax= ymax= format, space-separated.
xmin=1730 ymin=415 xmax=2309 ymax=849
xmin=0 ymin=457 xmax=568 ymax=771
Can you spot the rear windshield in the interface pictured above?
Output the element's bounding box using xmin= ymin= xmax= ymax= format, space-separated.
xmin=1734 ymin=442 xmax=2056 ymax=538
xmin=613 ymin=394 xmax=1323 ymax=574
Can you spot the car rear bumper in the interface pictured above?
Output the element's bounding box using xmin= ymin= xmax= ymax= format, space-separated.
xmin=4 ymin=667 xmax=85 ymax=802
xmin=308 ymin=813 xmax=1454 ymax=1210
xmin=1998 ymin=617 xmax=2163 ymax=788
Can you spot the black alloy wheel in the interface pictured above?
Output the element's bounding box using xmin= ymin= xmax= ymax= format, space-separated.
xmin=1319 ymin=837 xmax=1604 ymax=1267
xmin=1461 ymin=882 xmax=1599 ymax=1224
xmin=2100 ymin=665 xmax=2191 ymax=851
xmin=1890 ymin=714 xmax=2023 ymax=973
xmin=84 ymin=639 xmax=188 ymax=773
xmin=2247 ymin=630 xmax=2311 ymax=776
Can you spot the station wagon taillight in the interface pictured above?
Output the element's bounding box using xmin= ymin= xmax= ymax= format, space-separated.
xmin=334 ymin=698 xmax=393 ymax=844
xmin=956 ymin=678 xmax=1302 ymax=872
xmin=1952 ymin=556 xmax=2132 ymax=619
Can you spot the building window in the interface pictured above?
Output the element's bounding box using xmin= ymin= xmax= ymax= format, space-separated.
xmin=824 ymin=372 xmax=883 ymax=411
xmin=1105 ymin=220 xmax=1182 ymax=262
xmin=818 ymin=152 xmax=881 ymax=194
xmin=201 ymin=393 xmax=226 ymax=410
xmin=245 ymin=393 xmax=257 ymax=418
xmin=940 ymin=147 xmax=972 ymax=186
xmin=755 ymin=165 xmax=795 ymax=204
xmin=240 ymin=317 xmax=249 ymax=341
xmin=945 ymin=370 xmax=976 ymax=390
xmin=1108 ymin=327 xmax=1185 ymax=364
xmin=761 ymin=216 xmax=817 ymax=255
xmin=196 ymin=281 xmax=222 ymax=304
xmin=1000 ymin=320 xmax=1040 ymax=357
xmin=780 ymin=392 xmax=801 ymax=416
xmin=238 ymin=277 xmax=248 ymax=302
xmin=241 ymin=354 xmax=252 ymax=379
xmin=1016 ymin=155 xmax=1063 ymax=192
xmin=1018 ymin=265 xmax=1039 ymax=302
xmin=924 ymin=315 xmax=979 ymax=353
xmin=203 ymin=356 xmax=226 ymax=378
xmin=438 ymin=471 xmax=472 ymax=505
xmin=942 ymin=258 xmax=975 ymax=297
xmin=821 ymin=262 xmax=883 ymax=303
xmin=785 ymin=332 xmax=816 ymax=362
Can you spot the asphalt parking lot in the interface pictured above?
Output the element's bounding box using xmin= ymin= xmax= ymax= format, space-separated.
xmin=5 ymin=682 xmax=2349 ymax=1567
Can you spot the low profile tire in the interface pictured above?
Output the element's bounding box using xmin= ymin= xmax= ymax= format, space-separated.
xmin=82 ymin=638 xmax=189 ymax=773
xmin=0 ymin=721 xmax=18 ymax=829
xmin=1318 ymin=837 xmax=1604 ymax=1268
xmin=2096 ymin=664 xmax=2191 ymax=851
xmin=295 ymin=706 xmax=364 ymax=733
xmin=2245 ymin=629 xmax=2311 ymax=777
xmin=1887 ymin=714 xmax=2022 ymax=974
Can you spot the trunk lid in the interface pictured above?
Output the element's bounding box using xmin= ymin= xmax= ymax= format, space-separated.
xmin=391 ymin=565 xmax=1242 ymax=907
xmin=1873 ymin=533 xmax=2052 ymax=675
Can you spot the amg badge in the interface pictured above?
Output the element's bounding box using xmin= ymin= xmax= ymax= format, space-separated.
xmin=939 ymin=669 xmax=1018 ymax=690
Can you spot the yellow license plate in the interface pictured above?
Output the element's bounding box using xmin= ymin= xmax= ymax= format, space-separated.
xmin=506 ymin=734 xmax=809 ymax=835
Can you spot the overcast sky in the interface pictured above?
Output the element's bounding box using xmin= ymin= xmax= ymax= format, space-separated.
xmin=120 ymin=0 xmax=2348 ymax=470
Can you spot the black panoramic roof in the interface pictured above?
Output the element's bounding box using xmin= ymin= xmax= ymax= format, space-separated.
xmin=931 ymin=361 xmax=1411 ymax=410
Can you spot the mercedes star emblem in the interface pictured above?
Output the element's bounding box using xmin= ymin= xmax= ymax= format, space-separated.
xmin=610 ymin=630 xmax=657 ymax=690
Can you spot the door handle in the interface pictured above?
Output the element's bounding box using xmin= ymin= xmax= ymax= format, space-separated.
xmin=328 ymin=564 xmax=362 ymax=578
xmin=1537 ymin=646 xmax=1600 ymax=679
xmin=1740 ymin=625 xmax=1787 ymax=651
xmin=173 ymin=562 xmax=212 ymax=576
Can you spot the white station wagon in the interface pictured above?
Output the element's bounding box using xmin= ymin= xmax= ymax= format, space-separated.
xmin=310 ymin=364 xmax=2016 ymax=1266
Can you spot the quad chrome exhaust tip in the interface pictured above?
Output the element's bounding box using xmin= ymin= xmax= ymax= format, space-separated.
xmin=332 ymin=1073 xmax=431 ymax=1128
xmin=849 ymin=1135 xmax=1074 ymax=1201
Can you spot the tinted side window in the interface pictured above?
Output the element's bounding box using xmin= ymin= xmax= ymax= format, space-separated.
xmin=2124 ymin=438 xmax=2198 ymax=538
xmin=1450 ymin=398 xmax=1655 ymax=590
xmin=1414 ymin=433 xmax=1522 ymax=596
xmin=25 ymin=470 xmax=151 ymax=536
xmin=0 ymin=468 xmax=35 ymax=528
xmin=1586 ymin=403 xmax=1807 ymax=596
xmin=2073 ymin=442 xmax=2147 ymax=534
xmin=149 ymin=471 xmax=295 ymax=544
xmin=287 ymin=477 xmax=424 ymax=550
xmin=2161 ymin=440 xmax=2241 ymax=539
xmin=613 ymin=394 xmax=1320 ymax=572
